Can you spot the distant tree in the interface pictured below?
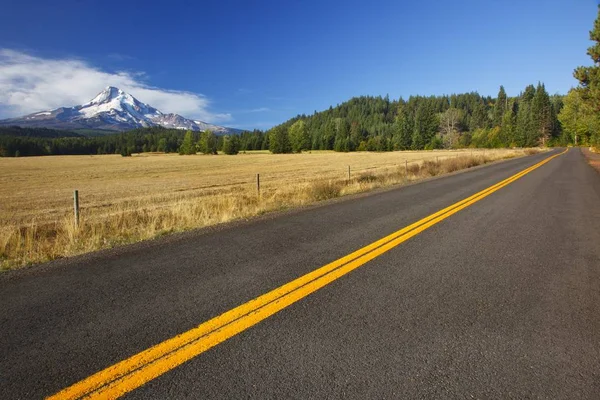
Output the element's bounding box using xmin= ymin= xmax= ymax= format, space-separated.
xmin=532 ymin=83 xmax=554 ymax=146
xmin=469 ymin=102 xmax=489 ymax=131
xmin=470 ymin=128 xmax=490 ymax=148
xmin=231 ymin=135 xmax=241 ymax=154
xmin=216 ymin=135 xmax=224 ymax=152
xmin=515 ymin=85 xmax=536 ymax=147
xmin=322 ymin=120 xmax=336 ymax=150
xmin=438 ymin=108 xmax=463 ymax=149
xmin=412 ymin=101 xmax=439 ymax=149
xmin=459 ymin=130 xmax=472 ymax=147
xmin=500 ymin=104 xmax=517 ymax=147
xmin=268 ymin=126 xmax=291 ymax=153
xmin=493 ymin=86 xmax=508 ymax=127
xmin=157 ymin=137 xmax=168 ymax=152
xmin=222 ymin=135 xmax=241 ymax=155
xmin=349 ymin=121 xmax=363 ymax=151
xmin=333 ymin=118 xmax=350 ymax=152
xmin=424 ymin=135 xmax=443 ymax=150
xmin=288 ymin=120 xmax=310 ymax=152
xmin=486 ymin=126 xmax=504 ymax=148
xmin=439 ymin=107 xmax=462 ymax=134
xmin=391 ymin=102 xmax=412 ymax=150
xmin=198 ymin=130 xmax=217 ymax=154
xmin=558 ymin=89 xmax=597 ymax=145
xmin=179 ymin=130 xmax=196 ymax=155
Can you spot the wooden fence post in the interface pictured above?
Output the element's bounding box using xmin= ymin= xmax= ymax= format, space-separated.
xmin=405 ymin=160 xmax=408 ymax=174
xmin=347 ymin=165 xmax=350 ymax=184
xmin=73 ymin=190 xmax=80 ymax=227
xmin=257 ymin=174 xmax=260 ymax=195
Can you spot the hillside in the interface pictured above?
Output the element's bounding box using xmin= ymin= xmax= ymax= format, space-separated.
xmin=267 ymin=83 xmax=565 ymax=153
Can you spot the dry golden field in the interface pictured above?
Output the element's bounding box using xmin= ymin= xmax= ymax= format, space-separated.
xmin=0 ymin=148 xmax=537 ymax=270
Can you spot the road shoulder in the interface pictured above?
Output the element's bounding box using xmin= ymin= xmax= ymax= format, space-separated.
xmin=582 ymin=146 xmax=600 ymax=174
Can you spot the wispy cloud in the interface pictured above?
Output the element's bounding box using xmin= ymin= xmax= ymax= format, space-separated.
xmin=106 ymin=53 xmax=136 ymax=62
xmin=248 ymin=107 xmax=270 ymax=113
xmin=0 ymin=49 xmax=231 ymax=123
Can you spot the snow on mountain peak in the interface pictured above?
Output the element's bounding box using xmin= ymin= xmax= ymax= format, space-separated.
xmin=78 ymin=87 xmax=161 ymax=124
xmin=86 ymin=86 xmax=122 ymax=105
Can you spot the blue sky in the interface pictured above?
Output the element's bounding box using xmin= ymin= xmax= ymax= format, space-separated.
xmin=0 ymin=0 xmax=596 ymax=130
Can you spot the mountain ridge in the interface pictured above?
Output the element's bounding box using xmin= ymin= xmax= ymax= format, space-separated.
xmin=0 ymin=87 xmax=241 ymax=135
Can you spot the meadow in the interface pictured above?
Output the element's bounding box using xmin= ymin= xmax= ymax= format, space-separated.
xmin=0 ymin=148 xmax=538 ymax=269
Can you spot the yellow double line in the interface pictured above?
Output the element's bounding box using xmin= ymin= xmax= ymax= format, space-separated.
xmin=48 ymin=149 xmax=567 ymax=400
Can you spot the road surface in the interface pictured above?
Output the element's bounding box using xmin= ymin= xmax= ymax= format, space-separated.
xmin=1 ymin=148 xmax=599 ymax=399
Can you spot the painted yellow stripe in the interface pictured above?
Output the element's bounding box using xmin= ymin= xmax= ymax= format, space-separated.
xmin=48 ymin=148 xmax=567 ymax=400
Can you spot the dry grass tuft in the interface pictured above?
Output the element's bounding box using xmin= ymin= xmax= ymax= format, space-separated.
xmin=0 ymin=148 xmax=541 ymax=270
xmin=524 ymin=148 xmax=542 ymax=155
xmin=421 ymin=160 xmax=442 ymax=176
xmin=309 ymin=180 xmax=343 ymax=201
xmin=406 ymin=163 xmax=421 ymax=176
xmin=357 ymin=172 xmax=380 ymax=183
xmin=443 ymin=156 xmax=479 ymax=172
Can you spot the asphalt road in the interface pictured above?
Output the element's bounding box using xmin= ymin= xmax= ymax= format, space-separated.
xmin=2 ymin=148 xmax=600 ymax=399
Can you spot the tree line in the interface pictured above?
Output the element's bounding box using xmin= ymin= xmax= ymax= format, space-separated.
xmin=266 ymin=83 xmax=564 ymax=154
xmin=0 ymin=126 xmax=268 ymax=157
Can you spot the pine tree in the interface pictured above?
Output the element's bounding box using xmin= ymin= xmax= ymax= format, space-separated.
xmin=469 ymin=102 xmax=489 ymax=131
xmin=322 ymin=120 xmax=336 ymax=150
xmin=392 ymin=103 xmax=413 ymax=150
xmin=222 ymin=135 xmax=240 ymax=155
xmin=573 ymin=5 xmax=600 ymax=147
xmin=349 ymin=121 xmax=362 ymax=151
xmin=178 ymin=130 xmax=196 ymax=155
xmin=500 ymin=101 xmax=517 ymax=147
xmin=515 ymin=85 xmax=536 ymax=147
xmin=493 ymin=86 xmax=508 ymax=127
xmin=333 ymin=118 xmax=350 ymax=152
xmin=411 ymin=101 xmax=438 ymax=149
xmin=269 ymin=126 xmax=291 ymax=153
xmin=288 ymin=120 xmax=310 ymax=153
xmin=198 ymin=130 xmax=217 ymax=154
xmin=532 ymin=83 xmax=553 ymax=146
xmin=157 ymin=138 xmax=167 ymax=152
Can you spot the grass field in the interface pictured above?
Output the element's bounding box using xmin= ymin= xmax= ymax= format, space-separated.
xmin=0 ymin=148 xmax=538 ymax=270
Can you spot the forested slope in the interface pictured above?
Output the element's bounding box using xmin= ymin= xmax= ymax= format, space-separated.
xmin=266 ymin=83 xmax=564 ymax=153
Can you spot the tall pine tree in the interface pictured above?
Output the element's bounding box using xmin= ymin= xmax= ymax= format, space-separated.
xmin=573 ymin=5 xmax=600 ymax=147
xmin=532 ymin=83 xmax=554 ymax=146
xmin=493 ymin=86 xmax=508 ymax=127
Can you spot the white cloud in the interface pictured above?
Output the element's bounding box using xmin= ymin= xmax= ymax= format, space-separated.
xmin=248 ymin=107 xmax=271 ymax=113
xmin=0 ymin=49 xmax=231 ymax=123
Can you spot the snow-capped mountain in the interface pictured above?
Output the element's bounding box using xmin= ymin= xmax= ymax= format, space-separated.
xmin=0 ymin=87 xmax=241 ymax=134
